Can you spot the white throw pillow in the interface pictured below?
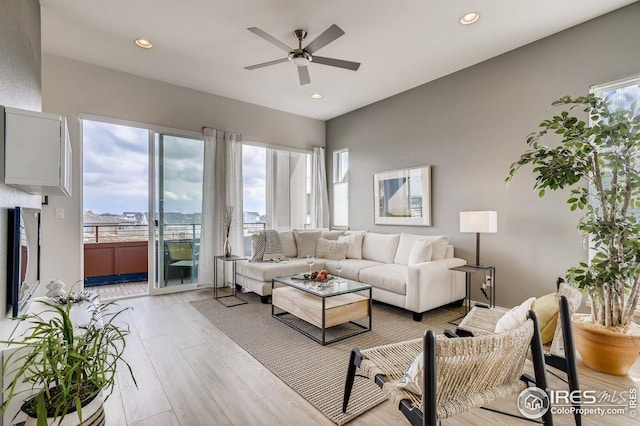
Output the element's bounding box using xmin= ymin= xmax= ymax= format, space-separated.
xmin=315 ymin=238 xmax=347 ymax=260
xmin=321 ymin=230 xmax=345 ymax=240
xmin=293 ymin=230 xmax=322 ymax=258
xmin=338 ymin=232 xmax=365 ymax=259
xmin=278 ymin=231 xmax=297 ymax=258
xmin=495 ymin=297 xmax=536 ymax=333
xmin=397 ymin=351 xmax=423 ymax=396
xmin=407 ymin=240 xmax=432 ymax=266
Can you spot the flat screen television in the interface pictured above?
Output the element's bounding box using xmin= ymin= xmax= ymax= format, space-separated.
xmin=7 ymin=206 xmax=41 ymax=317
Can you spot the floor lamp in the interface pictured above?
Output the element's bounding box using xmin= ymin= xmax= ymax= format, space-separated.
xmin=460 ymin=211 xmax=497 ymax=266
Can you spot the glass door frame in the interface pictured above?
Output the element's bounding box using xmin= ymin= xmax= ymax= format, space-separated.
xmin=148 ymin=129 xmax=204 ymax=295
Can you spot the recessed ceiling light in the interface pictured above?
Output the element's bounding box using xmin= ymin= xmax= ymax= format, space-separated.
xmin=134 ymin=38 xmax=153 ymax=49
xmin=459 ymin=12 xmax=480 ymax=25
xmin=311 ymin=93 xmax=322 ymax=99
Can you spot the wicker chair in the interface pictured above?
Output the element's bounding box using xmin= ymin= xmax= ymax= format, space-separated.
xmin=458 ymin=293 xmax=581 ymax=425
xmin=343 ymin=311 xmax=553 ymax=425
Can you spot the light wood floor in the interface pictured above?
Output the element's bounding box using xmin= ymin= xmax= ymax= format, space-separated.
xmin=105 ymin=289 xmax=640 ymax=426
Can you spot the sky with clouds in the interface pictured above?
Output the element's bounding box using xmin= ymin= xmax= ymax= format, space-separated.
xmin=83 ymin=121 xmax=266 ymax=217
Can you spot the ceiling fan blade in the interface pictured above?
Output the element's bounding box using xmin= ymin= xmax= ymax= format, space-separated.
xmin=247 ymin=27 xmax=292 ymax=52
xmin=244 ymin=58 xmax=289 ymax=70
xmin=312 ymin=56 xmax=361 ymax=71
xmin=298 ymin=66 xmax=311 ymax=85
xmin=304 ymin=24 xmax=345 ymax=54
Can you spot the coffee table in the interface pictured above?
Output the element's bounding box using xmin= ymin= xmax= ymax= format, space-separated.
xmin=271 ymin=275 xmax=372 ymax=345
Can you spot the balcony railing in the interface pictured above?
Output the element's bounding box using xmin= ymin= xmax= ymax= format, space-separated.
xmin=84 ymin=222 xmax=266 ymax=244
xmin=83 ymin=223 xmax=201 ymax=243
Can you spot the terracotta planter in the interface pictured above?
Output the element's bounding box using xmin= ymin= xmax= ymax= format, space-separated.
xmin=572 ymin=314 xmax=640 ymax=376
xmin=23 ymin=393 xmax=105 ymax=426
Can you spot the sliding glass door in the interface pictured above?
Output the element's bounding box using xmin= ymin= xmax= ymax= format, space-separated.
xmin=153 ymin=133 xmax=204 ymax=291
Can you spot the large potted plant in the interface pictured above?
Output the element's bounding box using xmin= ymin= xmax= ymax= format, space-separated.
xmin=507 ymin=94 xmax=640 ymax=375
xmin=2 ymin=295 xmax=136 ymax=425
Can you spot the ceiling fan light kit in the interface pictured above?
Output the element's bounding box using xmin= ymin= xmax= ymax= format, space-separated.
xmin=245 ymin=24 xmax=361 ymax=86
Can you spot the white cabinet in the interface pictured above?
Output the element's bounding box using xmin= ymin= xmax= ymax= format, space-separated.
xmin=1 ymin=106 xmax=72 ymax=196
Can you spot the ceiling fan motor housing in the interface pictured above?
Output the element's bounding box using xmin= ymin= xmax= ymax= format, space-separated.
xmin=289 ymin=50 xmax=312 ymax=67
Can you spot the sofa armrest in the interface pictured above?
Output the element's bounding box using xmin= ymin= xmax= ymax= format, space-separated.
xmin=405 ymin=258 xmax=467 ymax=312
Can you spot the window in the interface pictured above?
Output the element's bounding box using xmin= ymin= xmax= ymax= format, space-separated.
xmin=333 ymin=149 xmax=349 ymax=228
xmin=241 ymin=143 xmax=311 ymax=254
xmin=592 ymin=74 xmax=640 ymax=219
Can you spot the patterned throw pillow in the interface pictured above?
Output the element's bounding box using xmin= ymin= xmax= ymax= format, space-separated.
xmin=397 ymin=351 xmax=424 ymax=396
xmin=251 ymin=230 xmax=284 ymax=262
xmin=251 ymin=233 xmax=266 ymax=262
xmin=315 ymin=238 xmax=347 ymax=260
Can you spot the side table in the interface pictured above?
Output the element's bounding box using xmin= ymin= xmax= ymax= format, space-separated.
xmin=449 ymin=264 xmax=496 ymax=325
xmin=213 ymin=255 xmax=247 ymax=307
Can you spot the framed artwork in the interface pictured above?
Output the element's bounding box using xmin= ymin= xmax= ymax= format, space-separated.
xmin=373 ymin=165 xmax=432 ymax=226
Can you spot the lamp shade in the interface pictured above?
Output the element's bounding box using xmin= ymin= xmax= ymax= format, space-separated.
xmin=460 ymin=211 xmax=498 ymax=233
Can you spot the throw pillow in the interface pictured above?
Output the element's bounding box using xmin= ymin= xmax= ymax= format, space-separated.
xmin=429 ymin=236 xmax=450 ymax=261
xmin=262 ymin=230 xmax=284 ymax=261
xmin=321 ymin=230 xmax=346 ymax=240
xmin=407 ymin=240 xmax=432 ymax=266
xmin=315 ymin=238 xmax=347 ymax=260
xmin=251 ymin=232 xmax=266 ymax=262
xmin=495 ymin=297 xmax=536 ymax=333
xmin=397 ymin=351 xmax=423 ymax=396
xmin=338 ymin=232 xmax=365 ymax=259
xmin=278 ymin=231 xmax=297 ymax=258
xmin=532 ymin=293 xmax=560 ymax=344
xmin=293 ymin=230 xmax=322 ymax=257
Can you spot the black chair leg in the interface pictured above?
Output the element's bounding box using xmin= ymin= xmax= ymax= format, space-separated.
xmin=560 ymin=296 xmax=581 ymax=426
xmin=423 ymin=330 xmax=437 ymax=426
xmin=343 ymin=349 xmax=362 ymax=413
xmin=529 ymin=310 xmax=554 ymax=425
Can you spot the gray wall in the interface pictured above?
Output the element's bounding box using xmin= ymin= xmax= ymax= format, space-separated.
xmin=326 ymin=3 xmax=640 ymax=308
xmin=0 ymin=0 xmax=44 ymax=323
xmin=41 ymin=54 xmax=325 ymax=288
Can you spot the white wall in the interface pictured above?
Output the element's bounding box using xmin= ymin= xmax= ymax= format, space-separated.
xmin=0 ymin=0 xmax=43 ymax=324
xmin=41 ymin=54 xmax=325 ymax=289
xmin=326 ymin=3 xmax=640 ymax=308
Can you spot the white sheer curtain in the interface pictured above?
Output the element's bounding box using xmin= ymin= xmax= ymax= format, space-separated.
xmin=199 ymin=128 xmax=243 ymax=286
xmin=310 ymin=146 xmax=330 ymax=229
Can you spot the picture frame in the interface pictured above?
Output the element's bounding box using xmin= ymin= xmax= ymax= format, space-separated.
xmin=373 ymin=165 xmax=432 ymax=226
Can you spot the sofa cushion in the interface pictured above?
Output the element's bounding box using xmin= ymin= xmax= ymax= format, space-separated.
xmin=321 ymin=230 xmax=345 ymax=240
xmin=293 ymin=230 xmax=322 ymax=258
xmin=315 ymin=238 xmax=347 ymax=260
xmin=408 ymin=240 xmax=432 ymax=266
xmin=394 ymin=234 xmax=427 ymax=265
xmin=359 ymin=264 xmax=407 ymax=295
xmin=237 ymin=258 xmax=322 ymax=282
xmin=421 ymin=235 xmax=450 ymax=260
xmin=338 ymin=232 xmax=365 ymax=259
xmin=362 ymin=233 xmax=400 ymax=264
xmin=278 ymin=231 xmax=297 ymax=258
xmin=325 ymin=259 xmax=382 ymax=281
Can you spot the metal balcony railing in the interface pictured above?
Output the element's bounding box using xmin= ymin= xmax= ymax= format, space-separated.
xmin=84 ymin=222 xmax=266 ymax=244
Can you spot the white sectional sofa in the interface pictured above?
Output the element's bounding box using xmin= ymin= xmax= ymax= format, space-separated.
xmin=235 ymin=230 xmax=466 ymax=321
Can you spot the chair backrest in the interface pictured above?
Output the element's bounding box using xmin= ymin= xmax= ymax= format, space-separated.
xmin=550 ymin=283 xmax=582 ymax=356
xmin=431 ymin=319 xmax=534 ymax=419
xmin=167 ymin=241 xmax=193 ymax=261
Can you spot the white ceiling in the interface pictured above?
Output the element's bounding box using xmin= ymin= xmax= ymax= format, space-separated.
xmin=40 ymin=0 xmax=637 ymax=121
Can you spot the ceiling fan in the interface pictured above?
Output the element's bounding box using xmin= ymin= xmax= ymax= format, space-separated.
xmin=245 ymin=24 xmax=361 ymax=86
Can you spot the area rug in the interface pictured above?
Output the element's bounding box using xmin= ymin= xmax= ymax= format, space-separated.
xmin=190 ymin=293 xmax=461 ymax=425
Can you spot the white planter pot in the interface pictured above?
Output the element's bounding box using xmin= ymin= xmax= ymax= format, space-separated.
xmin=23 ymin=393 xmax=105 ymax=426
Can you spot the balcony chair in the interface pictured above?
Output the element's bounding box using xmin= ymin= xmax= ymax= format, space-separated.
xmin=165 ymin=241 xmax=198 ymax=283
xmin=457 ymin=285 xmax=581 ymax=425
xmin=343 ymin=311 xmax=553 ymax=425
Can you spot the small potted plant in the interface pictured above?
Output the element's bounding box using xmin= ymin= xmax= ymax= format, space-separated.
xmin=2 ymin=294 xmax=136 ymax=425
xmin=507 ymin=94 xmax=640 ymax=375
